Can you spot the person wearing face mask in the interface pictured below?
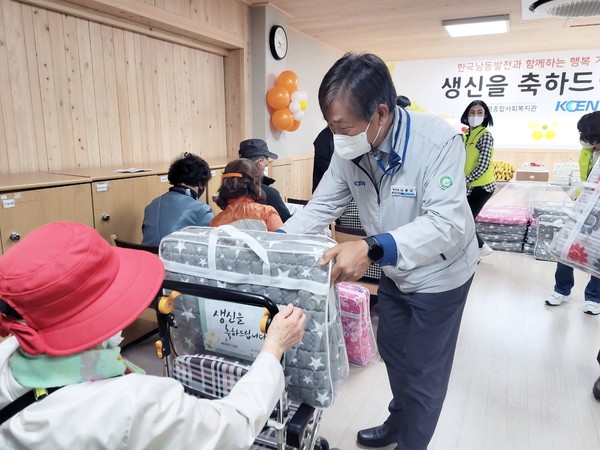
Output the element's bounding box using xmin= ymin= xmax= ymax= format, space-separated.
xmin=0 ymin=222 xmax=306 ymax=449
xmin=141 ymin=152 xmax=214 ymax=246
xmin=545 ymin=111 xmax=600 ymax=316
xmin=281 ymin=53 xmax=478 ymax=450
xmin=238 ymin=139 xmax=291 ymax=222
xmin=460 ymin=100 xmax=496 ymax=258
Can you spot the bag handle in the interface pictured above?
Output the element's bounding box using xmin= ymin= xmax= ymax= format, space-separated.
xmin=208 ymin=225 xmax=271 ymax=276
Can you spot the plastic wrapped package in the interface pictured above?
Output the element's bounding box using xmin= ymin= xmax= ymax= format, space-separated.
xmin=159 ymin=225 xmax=349 ymax=408
xmin=551 ymin=161 xmax=600 ymax=277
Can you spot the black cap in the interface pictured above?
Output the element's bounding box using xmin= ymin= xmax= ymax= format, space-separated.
xmin=239 ymin=139 xmax=278 ymax=160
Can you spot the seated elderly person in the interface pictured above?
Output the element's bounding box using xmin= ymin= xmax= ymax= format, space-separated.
xmin=142 ymin=152 xmax=214 ymax=246
xmin=238 ymin=139 xmax=291 ymax=222
xmin=0 ymin=222 xmax=305 ymax=449
xmin=210 ymin=158 xmax=284 ymax=231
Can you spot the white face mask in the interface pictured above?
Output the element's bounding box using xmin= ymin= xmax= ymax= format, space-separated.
xmin=468 ymin=116 xmax=484 ymax=127
xmin=580 ymin=138 xmax=593 ymax=148
xmin=333 ymin=117 xmax=382 ymax=160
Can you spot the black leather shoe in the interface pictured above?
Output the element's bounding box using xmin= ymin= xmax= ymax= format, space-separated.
xmin=593 ymin=376 xmax=600 ymax=400
xmin=356 ymin=423 xmax=398 ymax=447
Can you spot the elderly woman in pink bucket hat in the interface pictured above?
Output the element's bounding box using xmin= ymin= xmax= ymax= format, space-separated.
xmin=0 ymin=222 xmax=305 ymax=449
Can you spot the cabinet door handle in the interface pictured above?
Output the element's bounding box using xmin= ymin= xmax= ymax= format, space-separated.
xmin=9 ymin=232 xmax=21 ymax=242
xmin=101 ymin=213 xmax=111 ymax=222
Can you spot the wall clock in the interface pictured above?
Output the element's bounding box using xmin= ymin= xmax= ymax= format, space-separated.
xmin=269 ymin=25 xmax=288 ymax=60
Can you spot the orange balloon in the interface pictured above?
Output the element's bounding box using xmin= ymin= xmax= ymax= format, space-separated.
xmin=266 ymin=86 xmax=290 ymax=110
xmin=276 ymin=70 xmax=300 ymax=95
xmin=271 ymin=108 xmax=294 ymax=131
xmin=287 ymin=119 xmax=301 ymax=132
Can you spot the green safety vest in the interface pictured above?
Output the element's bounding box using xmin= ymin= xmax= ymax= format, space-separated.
xmin=579 ymin=147 xmax=595 ymax=181
xmin=462 ymin=126 xmax=495 ymax=187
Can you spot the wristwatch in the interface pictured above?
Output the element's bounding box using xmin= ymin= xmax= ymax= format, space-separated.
xmin=364 ymin=236 xmax=384 ymax=262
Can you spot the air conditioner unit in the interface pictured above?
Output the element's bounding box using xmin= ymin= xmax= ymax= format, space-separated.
xmin=522 ymin=0 xmax=600 ymax=19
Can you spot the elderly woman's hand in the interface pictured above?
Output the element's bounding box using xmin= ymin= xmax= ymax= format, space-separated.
xmin=261 ymin=304 xmax=306 ymax=360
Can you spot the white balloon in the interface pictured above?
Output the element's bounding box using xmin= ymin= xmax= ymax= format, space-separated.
xmin=289 ymin=101 xmax=301 ymax=113
xmin=293 ymin=110 xmax=305 ymax=121
xmin=291 ymin=91 xmax=303 ymax=102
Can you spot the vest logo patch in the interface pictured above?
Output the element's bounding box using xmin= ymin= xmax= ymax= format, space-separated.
xmin=439 ymin=176 xmax=454 ymax=190
xmin=354 ymin=181 xmax=366 ymax=186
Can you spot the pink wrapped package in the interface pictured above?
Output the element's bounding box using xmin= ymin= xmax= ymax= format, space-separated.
xmin=476 ymin=204 xmax=531 ymax=225
xmin=336 ymin=282 xmax=377 ymax=366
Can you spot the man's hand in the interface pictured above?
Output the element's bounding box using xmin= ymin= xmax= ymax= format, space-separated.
xmin=319 ymin=240 xmax=371 ymax=285
xmin=261 ymin=304 xmax=306 ymax=360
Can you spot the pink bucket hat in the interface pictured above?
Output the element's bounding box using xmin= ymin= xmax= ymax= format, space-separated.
xmin=0 ymin=222 xmax=164 ymax=356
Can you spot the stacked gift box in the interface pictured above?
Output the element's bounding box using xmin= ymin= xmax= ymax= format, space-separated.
xmin=475 ymin=204 xmax=530 ymax=253
xmin=552 ymin=162 xmax=580 ymax=187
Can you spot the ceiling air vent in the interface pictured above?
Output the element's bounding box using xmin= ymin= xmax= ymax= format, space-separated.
xmin=528 ymin=0 xmax=600 ymax=17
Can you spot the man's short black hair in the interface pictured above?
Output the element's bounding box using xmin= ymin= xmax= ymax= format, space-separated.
xmin=318 ymin=53 xmax=397 ymax=122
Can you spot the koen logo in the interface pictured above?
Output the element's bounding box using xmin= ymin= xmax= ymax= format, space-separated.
xmin=555 ymin=100 xmax=600 ymax=112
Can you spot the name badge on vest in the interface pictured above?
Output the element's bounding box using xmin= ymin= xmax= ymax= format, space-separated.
xmin=391 ymin=185 xmax=416 ymax=198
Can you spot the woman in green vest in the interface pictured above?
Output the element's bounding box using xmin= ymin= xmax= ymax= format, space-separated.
xmin=460 ymin=100 xmax=496 ymax=257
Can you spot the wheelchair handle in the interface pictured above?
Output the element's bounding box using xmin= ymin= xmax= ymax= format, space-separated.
xmin=161 ymin=279 xmax=280 ymax=323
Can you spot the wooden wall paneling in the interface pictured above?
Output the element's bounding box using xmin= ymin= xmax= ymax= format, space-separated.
xmin=132 ymin=32 xmax=149 ymax=163
xmin=289 ymin=156 xmax=314 ymax=200
xmin=88 ymin=21 xmax=112 ymax=166
xmin=154 ymin=39 xmax=171 ymax=161
xmin=0 ymin=183 xmax=94 ymax=253
xmin=224 ymin=48 xmax=247 ymax=158
xmin=140 ymin=34 xmax=159 ymax=162
xmin=211 ymin=52 xmax=227 ymax=157
xmin=198 ymin=52 xmax=212 ymax=156
xmin=179 ymin=45 xmax=193 ymax=154
xmin=30 ymin=6 xmax=62 ymax=172
xmin=190 ymin=0 xmax=201 ymax=23
xmin=20 ymin=4 xmax=49 ymax=172
xmin=188 ymin=47 xmax=201 ymax=156
xmin=180 ymin=0 xmax=191 ymax=18
xmin=164 ymin=41 xmax=180 ymax=158
xmin=162 ymin=0 xmax=174 ymax=14
xmin=123 ymin=30 xmax=143 ymax=164
xmin=75 ymin=17 xmax=101 ymax=167
xmin=20 ymin=0 xmax=228 ymax=56
xmin=1 ymin=1 xmax=39 ymax=173
xmin=112 ymin=28 xmax=133 ymax=165
xmin=41 ymin=0 xmax=245 ymax=49
xmin=2 ymin=0 xmax=248 ymax=174
xmin=171 ymin=0 xmax=183 ymax=16
xmin=48 ymin=11 xmax=76 ymax=169
xmin=0 ymin=0 xmax=15 ymax=173
xmin=0 ymin=82 xmax=7 ymax=173
xmin=171 ymin=43 xmax=187 ymax=153
xmin=62 ymin=13 xmax=90 ymax=169
xmin=100 ymin=24 xmax=123 ymax=166
xmin=270 ymin=160 xmax=291 ymax=201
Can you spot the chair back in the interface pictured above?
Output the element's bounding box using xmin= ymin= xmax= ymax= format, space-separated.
xmin=110 ymin=234 xmax=159 ymax=254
